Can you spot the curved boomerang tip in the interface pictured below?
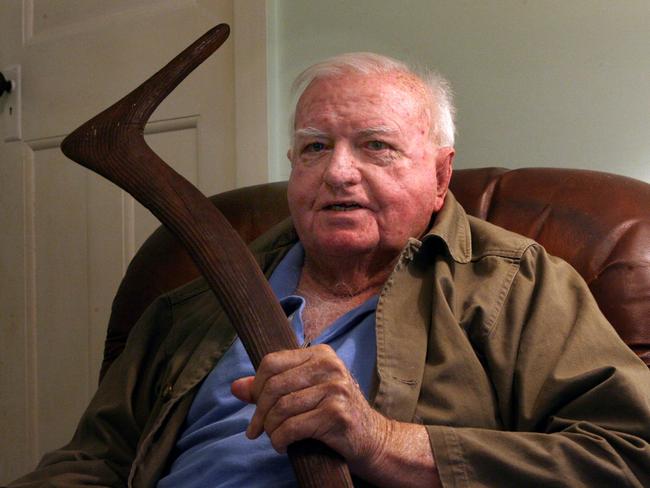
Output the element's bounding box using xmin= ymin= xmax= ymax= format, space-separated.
xmin=61 ymin=23 xmax=231 ymax=172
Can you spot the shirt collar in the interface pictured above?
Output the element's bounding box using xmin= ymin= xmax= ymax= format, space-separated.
xmin=420 ymin=191 xmax=472 ymax=264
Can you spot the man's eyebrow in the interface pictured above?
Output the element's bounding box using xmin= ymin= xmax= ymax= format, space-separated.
xmin=293 ymin=127 xmax=328 ymax=139
xmin=357 ymin=126 xmax=398 ymax=138
xmin=293 ymin=126 xmax=399 ymax=139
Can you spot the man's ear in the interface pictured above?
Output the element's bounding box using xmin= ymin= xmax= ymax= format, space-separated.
xmin=434 ymin=147 xmax=455 ymax=211
xmin=287 ymin=148 xmax=294 ymax=167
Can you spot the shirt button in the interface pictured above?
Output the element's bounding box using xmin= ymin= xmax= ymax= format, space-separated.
xmin=162 ymin=383 xmax=173 ymax=400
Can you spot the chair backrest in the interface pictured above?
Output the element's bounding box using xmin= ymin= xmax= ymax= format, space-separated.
xmin=100 ymin=167 xmax=650 ymax=381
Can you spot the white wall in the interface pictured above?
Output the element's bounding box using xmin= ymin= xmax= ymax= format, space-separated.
xmin=267 ymin=0 xmax=650 ymax=183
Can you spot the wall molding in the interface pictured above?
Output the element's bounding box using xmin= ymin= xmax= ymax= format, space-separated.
xmin=24 ymin=114 xmax=199 ymax=151
xmin=22 ymin=145 xmax=39 ymax=465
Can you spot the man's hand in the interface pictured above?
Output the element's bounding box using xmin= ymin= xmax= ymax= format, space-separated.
xmin=230 ymin=344 xmax=389 ymax=468
xmin=231 ymin=345 xmax=441 ymax=487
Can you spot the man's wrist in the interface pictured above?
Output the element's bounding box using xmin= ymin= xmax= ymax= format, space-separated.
xmin=350 ymin=415 xmax=441 ymax=488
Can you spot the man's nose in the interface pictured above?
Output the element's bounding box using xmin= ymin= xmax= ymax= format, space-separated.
xmin=322 ymin=145 xmax=361 ymax=188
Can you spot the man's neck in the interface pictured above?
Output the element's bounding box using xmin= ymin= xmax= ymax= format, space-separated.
xmin=300 ymin=251 xmax=396 ymax=298
xmin=295 ymin=251 xmax=396 ymax=340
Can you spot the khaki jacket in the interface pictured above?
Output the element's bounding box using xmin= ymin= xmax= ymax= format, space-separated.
xmin=9 ymin=193 xmax=650 ymax=487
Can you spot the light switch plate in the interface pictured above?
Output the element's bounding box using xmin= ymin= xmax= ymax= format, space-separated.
xmin=2 ymin=65 xmax=22 ymax=142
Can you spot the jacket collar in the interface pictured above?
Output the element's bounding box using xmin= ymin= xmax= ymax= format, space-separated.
xmin=421 ymin=191 xmax=472 ymax=264
xmin=249 ymin=218 xmax=299 ymax=272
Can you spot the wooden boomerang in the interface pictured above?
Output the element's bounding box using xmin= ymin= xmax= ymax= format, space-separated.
xmin=60 ymin=24 xmax=353 ymax=488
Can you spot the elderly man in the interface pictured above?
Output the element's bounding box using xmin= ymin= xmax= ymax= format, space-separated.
xmin=9 ymin=53 xmax=650 ymax=487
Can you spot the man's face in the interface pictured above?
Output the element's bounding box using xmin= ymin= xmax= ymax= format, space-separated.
xmin=287 ymin=71 xmax=454 ymax=260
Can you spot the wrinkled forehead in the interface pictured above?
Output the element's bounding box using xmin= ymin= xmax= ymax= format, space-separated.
xmin=294 ymin=71 xmax=431 ymax=128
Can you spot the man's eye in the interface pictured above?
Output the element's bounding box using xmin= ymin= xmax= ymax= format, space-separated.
xmin=366 ymin=140 xmax=389 ymax=151
xmin=304 ymin=142 xmax=327 ymax=153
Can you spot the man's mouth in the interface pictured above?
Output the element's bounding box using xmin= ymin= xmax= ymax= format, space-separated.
xmin=324 ymin=203 xmax=363 ymax=211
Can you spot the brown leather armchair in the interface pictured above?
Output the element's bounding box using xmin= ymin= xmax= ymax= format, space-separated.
xmin=100 ymin=167 xmax=650 ymax=381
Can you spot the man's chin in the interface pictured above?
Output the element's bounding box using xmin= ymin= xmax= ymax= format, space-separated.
xmin=308 ymin=237 xmax=378 ymax=259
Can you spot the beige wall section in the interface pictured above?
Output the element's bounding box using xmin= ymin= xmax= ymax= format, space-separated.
xmin=234 ymin=0 xmax=270 ymax=186
xmin=0 ymin=0 xmax=268 ymax=481
xmin=267 ymin=0 xmax=650 ymax=183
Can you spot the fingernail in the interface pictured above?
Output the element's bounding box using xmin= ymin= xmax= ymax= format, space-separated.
xmin=247 ymin=423 xmax=260 ymax=439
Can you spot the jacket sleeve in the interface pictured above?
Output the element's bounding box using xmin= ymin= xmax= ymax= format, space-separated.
xmin=6 ymin=295 xmax=174 ymax=488
xmin=427 ymin=244 xmax=650 ymax=487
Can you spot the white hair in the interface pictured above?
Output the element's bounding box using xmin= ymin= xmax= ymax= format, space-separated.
xmin=289 ymin=52 xmax=456 ymax=147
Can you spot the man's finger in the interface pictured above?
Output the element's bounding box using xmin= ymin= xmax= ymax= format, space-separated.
xmin=231 ymin=376 xmax=256 ymax=403
xmin=247 ymin=346 xmax=346 ymax=438
xmin=267 ymin=397 xmax=348 ymax=454
xmin=251 ymin=348 xmax=314 ymax=399
xmin=246 ymin=364 xmax=322 ymax=438
xmin=263 ymin=382 xmax=337 ymax=436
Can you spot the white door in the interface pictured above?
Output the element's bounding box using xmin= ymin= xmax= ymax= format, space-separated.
xmin=0 ymin=0 xmax=268 ymax=481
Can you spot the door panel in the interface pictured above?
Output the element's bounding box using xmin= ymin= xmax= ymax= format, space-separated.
xmin=33 ymin=146 xmax=92 ymax=456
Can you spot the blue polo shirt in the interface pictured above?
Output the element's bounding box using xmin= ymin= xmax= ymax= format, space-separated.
xmin=157 ymin=243 xmax=378 ymax=487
